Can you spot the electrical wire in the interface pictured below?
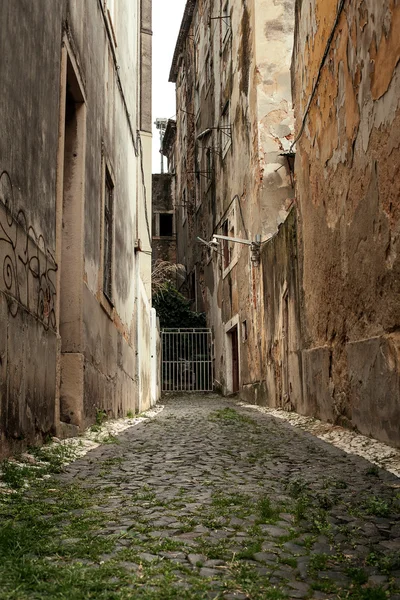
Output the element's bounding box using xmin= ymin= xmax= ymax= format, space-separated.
xmin=290 ymin=0 xmax=347 ymax=151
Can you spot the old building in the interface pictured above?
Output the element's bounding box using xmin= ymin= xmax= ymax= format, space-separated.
xmin=292 ymin=0 xmax=400 ymax=446
xmin=169 ymin=0 xmax=297 ymax=401
xmin=152 ymin=121 xmax=177 ymax=267
xmin=0 ymin=0 xmax=154 ymax=457
xmin=152 ymin=173 xmax=176 ymax=264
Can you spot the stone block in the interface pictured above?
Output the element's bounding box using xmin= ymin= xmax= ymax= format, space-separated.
xmin=60 ymin=352 xmax=84 ymax=427
xmin=301 ymin=346 xmax=335 ymax=422
xmin=348 ymin=334 xmax=400 ymax=447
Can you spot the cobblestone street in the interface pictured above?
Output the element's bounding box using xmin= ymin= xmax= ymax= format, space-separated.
xmin=2 ymin=394 xmax=400 ymax=599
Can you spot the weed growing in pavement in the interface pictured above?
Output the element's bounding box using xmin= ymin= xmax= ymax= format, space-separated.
xmin=366 ymin=550 xmax=400 ymax=574
xmin=310 ymin=508 xmax=331 ymax=536
xmin=91 ymin=408 xmax=108 ymax=432
xmin=337 ymin=587 xmax=389 ymax=600
xmin=237 ymin=540 xmax=262 ymax=559
xmin=363 ymin=495 xmax=390 ymax=517
xmin=126 ymin=410 xmax=135 ymax=418
xmin=286 ymin=476 xmax=308 ymax=499
xmin=0 ymin=460 xmax=36 ymax=489
xmin=281 ymin=554 xmax=298 ymax=568
xmin=311 ymin=578 xmax=337 ymax=594
xmin=308 ymin=552 xmax=329 ymax=573
xmin=346 ymin=566 xmax=368 ymax=585
xmin=294 ymin=494 xmax=310 ymax=523
xmin=0 ymin=442 xmax=83 ymax=490
xmin=257 ymin=496 xmax=279 ymax=523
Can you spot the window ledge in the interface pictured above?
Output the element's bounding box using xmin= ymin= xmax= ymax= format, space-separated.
xmin=100 ymin=292 xmax=115 ymax=320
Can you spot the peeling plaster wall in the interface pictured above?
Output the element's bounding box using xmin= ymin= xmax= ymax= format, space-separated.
xmin=173 ymin=0 xmax=295 ymax=403
xmin=255 ymin=0 xmax=296 ymax=238
xmin=259 ymin=208 xmax=303 ymax=411
xmin=293 ymin=0 xmax=400 ymax=445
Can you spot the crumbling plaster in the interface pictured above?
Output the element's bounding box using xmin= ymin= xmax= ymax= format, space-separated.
xmin=172 ymin=0 xmax=296 ymax=404
xmin=293 ymin=0 xmax=400 ymax=445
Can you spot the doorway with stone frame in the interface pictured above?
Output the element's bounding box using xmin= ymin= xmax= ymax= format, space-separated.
xmin=55 ymin=41 xmax=87 ymax=431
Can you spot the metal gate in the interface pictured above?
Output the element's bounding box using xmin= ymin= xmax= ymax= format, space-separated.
xmin=162 ymin=328 xmax=214 ymax=392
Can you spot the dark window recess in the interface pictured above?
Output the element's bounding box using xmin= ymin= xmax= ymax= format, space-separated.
xmin=103 ymin=172 xmax=113 ymax=300
xmin=191 ymin=271 xmax=196 ymax=301
xmin=206 ymin=148 xmax=212 ymax=180
xmin=222 ymin=220 xmax=230 ymax=269
xmin=159 ymin=213 xmax=173 ymax=237
xmin=242 ymin=320 xmax=248 ymax=342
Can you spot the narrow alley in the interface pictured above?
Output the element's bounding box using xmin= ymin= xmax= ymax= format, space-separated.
xmin=1 ymin=395 xmax=400 ymax=599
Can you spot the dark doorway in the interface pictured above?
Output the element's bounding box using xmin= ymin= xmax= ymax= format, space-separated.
xmin=282 ymin=291 xmax=289 ymax=404
xmin=230 ymin=327 xmax=239 ymax=393
xmin=58 ymin=52 xmax=86 ymax=427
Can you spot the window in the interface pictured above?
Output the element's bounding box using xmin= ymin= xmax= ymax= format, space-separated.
xmin=222 ymin=1 xmax=231 ymax=43
xmin=222 ymin=220 xmax=230 ymax=269
xmin=220 ymin=102 xmax=231 ymax=158
xmin=195 ymin=83 xmax=200 ymax=119
xmin=194 ymin=26 xmax=200 ymax=75
xmin=205 ymin=53 xmax=211 ymax=90
xmin=103 ymin=170 xmax=114 ymax=300
xmin=221 ymin=205 xmax=238 ymax=277
xmin=242 ymin=320 xmax=248 ymax=342
xmin=159 ymin=213 xmax=173 ymax=237
xmin=182 ymin=189 xmax=187 ymax=224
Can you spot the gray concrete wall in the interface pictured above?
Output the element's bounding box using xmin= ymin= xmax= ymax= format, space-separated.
xmin=0 ymin=0 xmax=152 ymax=457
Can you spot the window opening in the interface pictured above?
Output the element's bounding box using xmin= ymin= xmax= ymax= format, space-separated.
xmin=206 ymin=148 xmax=212 ymax=180
xmin=242 ymin=320 xmax=248 ymax=342
xmin=222 ymin=1 xmax=231 ymax=43
xmin=220 ymin=102 xmax=231 ymax=157
xmin=159 ymin=213 xmax=173 ymax=237
xmin=222 ymin=220 xmax=230 ymax=269
xmin=103 ymin=170 xmax=114 ymax=300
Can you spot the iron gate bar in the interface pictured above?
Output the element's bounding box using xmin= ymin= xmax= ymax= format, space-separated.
xmin=161 ymin=328 xmax=214 ymax=393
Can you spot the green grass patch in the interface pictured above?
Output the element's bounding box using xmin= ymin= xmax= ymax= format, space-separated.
xmin=208 ymin=407 xmax=255 ymax=425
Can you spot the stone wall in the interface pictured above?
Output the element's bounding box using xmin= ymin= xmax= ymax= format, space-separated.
xmin=292 ymin=0 xmax=400 ymax=445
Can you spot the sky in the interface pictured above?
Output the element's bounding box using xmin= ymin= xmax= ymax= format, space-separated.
xmin=152 ymin=0 xmax=187 ymax=173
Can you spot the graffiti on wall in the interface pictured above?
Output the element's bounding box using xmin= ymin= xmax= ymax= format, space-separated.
xmin=0 ymin=170 xmax=57 ymax=331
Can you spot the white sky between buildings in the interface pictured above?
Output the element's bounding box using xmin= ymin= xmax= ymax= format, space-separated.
xmin=152 ymin=0 xmax=187 ymax=173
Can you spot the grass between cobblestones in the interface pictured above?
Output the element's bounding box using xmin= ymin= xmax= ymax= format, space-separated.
xmin=0 ymin=400 xmax=400 ymax=599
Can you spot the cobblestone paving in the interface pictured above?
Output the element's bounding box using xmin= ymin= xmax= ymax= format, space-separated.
xmin=3 ymin=394 xmax=400 ymax=599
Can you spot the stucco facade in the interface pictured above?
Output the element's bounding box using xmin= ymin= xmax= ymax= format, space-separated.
xmin=170 ymin=0 xmax=296 ymax=399
xmin=0 ymin=0 xmax=153 ymax=457
xmin=292 ymin=0 xmax=400 ymax=445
